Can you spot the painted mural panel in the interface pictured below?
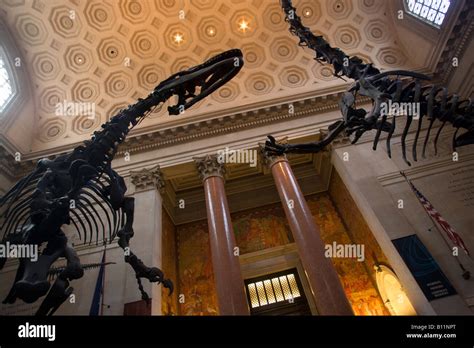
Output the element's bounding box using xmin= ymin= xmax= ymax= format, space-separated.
xmin=177 ymin=220 xmax=218 ymax=315
xmin=329 ymin=171 xmax=391 ymax=281
xmin=161 ymin=208 xmax=179 ymax=315
xmin=233 ymin=204 xmax=293 ymax=254
xmin=306 ymin=193 xmax=389 ymax=316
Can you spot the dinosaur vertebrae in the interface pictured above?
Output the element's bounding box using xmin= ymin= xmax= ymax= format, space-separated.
xmin=344 ymin=73 xmax=474 ymax=165
xmin=76 ymin=91 xmax=163 ymax=173
xmin=279 ymin=0 xmax=474 ymax=164
xmin=281 ymin=0 xmax=380 ymax=80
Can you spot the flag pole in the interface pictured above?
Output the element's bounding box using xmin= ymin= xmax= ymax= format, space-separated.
xmin=427 ymin=224 xmax=470 ymax=280
xmin=100 ymin=239 xmax=107 ymax=316
xmin=400 ymin=171 xmax=471 ymax=280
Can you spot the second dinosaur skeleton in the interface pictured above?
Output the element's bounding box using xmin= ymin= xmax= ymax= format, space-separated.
xmin=265 ymin=0 xmax=473 ymax=164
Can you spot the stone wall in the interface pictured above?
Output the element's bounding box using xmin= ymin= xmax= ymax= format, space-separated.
xmin=331 ymin=130 xmax=474 ymax=315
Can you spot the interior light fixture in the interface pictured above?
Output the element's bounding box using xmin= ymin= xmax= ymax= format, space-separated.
xmin=238 ymin=18 xmax=250 ymax=33
xmin=206 ymin=25 xmax=216 ymax=37
xmin=303 ymin=8 xmax=312 ymax=17
xmin=173 ymin=32 xmax=184 ymax=45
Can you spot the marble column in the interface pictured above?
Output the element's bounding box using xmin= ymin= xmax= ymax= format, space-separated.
xmin=261 ymin=149 xmax=353 ymax=315
xmin=129 ymin=165 xmax=165 ymax=315
xmin=194 ymin=155 xmax=249 ymax=315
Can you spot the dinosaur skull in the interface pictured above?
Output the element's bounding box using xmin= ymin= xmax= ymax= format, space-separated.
xmin=154 ymin=49 xmax=244 ymax=115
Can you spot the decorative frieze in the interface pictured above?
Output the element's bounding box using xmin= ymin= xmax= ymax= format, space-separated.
xmin=1 ymin=94 xmax=348 ymax=179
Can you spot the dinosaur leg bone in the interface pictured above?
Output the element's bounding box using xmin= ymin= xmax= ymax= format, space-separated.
xmin=35 ymin=243 xmax=84 ymax=316
xmin=5 ymin=233 xmax=66 ymax=304
xmin=35 ymin=277 xmax=73 ymax=316
xmin=107 ymin=169 xmax=173 ymax=300
xmin=117 ymin=196 xmax=173 ymax=300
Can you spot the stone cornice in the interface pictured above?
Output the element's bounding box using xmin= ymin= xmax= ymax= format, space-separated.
xmin=2 ymin=92 xmax=361 ymax=179
xmin=328 ymin=129 xmax=352 ymax=149
xmin=117 ymin=92 xmax=352 ymax=155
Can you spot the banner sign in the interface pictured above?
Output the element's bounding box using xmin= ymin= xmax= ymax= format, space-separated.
xmin=392 ymin=234 xmax=457 ymax=301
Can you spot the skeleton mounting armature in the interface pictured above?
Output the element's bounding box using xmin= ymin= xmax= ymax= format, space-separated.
xmin=265 ymin=0 xmax=473 ymax=165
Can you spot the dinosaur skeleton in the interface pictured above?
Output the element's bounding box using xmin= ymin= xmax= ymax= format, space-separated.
xmin=265 ymin=0 xmax=473 ymax=164
xmin=0 ymin=49 xmax=243 ymax=315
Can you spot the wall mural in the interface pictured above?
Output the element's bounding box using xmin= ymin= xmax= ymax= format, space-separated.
xmin=161 ymin=208 xmax=178 ymax=316
xmin=328 ymin=172 xmax=393 ymax=315
xmin=233 ymin=203 xmax=293 ymax=254
xmin=306 ymin=193 xmax=389 ymax=316
xmin=177 ymin=220 xmax=218 ymax=315
xmin=329 ymin=171 xmax=391 ymax=279
xmin=177 ymin=187 xmax=389 ymax=315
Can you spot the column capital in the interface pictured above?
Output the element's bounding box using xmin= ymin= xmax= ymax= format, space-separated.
xmin=259 ymin=142 xmax=288 ymax=169
xmin=194 ymin=154 xmax=226 ymax=181
xmin=130 ymin=165 xmax=165 ymax=193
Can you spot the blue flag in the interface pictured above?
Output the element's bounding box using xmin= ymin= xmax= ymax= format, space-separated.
xmin=89 ymin=250 xmax=106 ymax=316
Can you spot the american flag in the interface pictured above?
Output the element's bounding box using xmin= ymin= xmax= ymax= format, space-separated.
xmin=400 ymin=172 xmax=470 ymax=256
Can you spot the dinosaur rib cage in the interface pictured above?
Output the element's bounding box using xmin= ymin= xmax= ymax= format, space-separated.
xmin=70 ymin=173 xmax=125 ymax=245
xmin=0 ymin=169 xmax=125 ymax=246
xmin=0 ymin=74 xmax=165 ymax=247
xmin=280 ymin=0 xmax=474 ymax=164
xmin=350 ymin=74 xmax=473 ymax=165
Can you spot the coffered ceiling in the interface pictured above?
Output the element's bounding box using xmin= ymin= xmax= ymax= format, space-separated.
xmin=0 ymin=0 xmax=420 ymax=153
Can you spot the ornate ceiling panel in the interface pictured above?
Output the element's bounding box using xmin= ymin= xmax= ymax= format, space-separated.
xmin=0 ymin=0 xmax=412 ymax=151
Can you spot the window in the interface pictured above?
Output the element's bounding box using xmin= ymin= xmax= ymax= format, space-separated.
xmin=0 ymin=49 xmax=14 ymax=112
xmin=245 ymin=269 xmax=311 ymax=315
xmin=405 ymin=0 xmax=451 ymax=28
xmin=247 ymin=272 xmax=301 ymax=308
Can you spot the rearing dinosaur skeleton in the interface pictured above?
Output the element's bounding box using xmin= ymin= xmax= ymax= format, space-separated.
xmin=0 ymin=49 xmax=243 ymax=315
xmin=265 ymin=0 xmax=473 ymax=164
